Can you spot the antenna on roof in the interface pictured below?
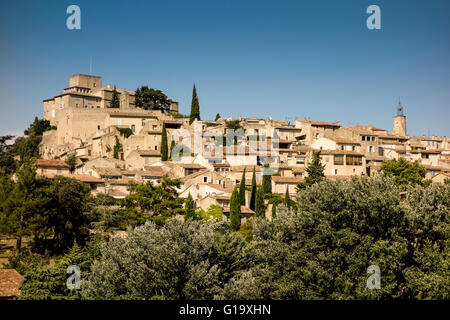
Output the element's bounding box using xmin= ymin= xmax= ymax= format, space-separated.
xmin=90 ymin=57 xmax=93 ymax=75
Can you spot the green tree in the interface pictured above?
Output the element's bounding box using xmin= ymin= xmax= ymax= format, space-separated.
xmin=113 ymin=136 xmax=123 ymax=160
xmin=65 ymin=154 xmax=77 ymax=173
xmin=262 ymin=163 xmax=272 ymax=195
xmin=380 ymin=158 xmax=426 ymax=190
xmin=189 ymin=84 xmax=201 ymax=124
xmin=121 ymin=176 xmax=185 ymax=227
xmin=82 ymin=219 xmax=248 ymax=299
xmin=160 ymin=123 xmax=168 ymax=161
xmin=0 ymin=135 xmax=17 ymax=174
xmin=185 ymin=193 xmax=196 ymax=220
xmin=254 ymin=187 xmax=265 ymax=218
xmin=12 ymin=117 xmax=52 ymax=162
xmin=215 ymin=113 xmax=221 ymax=121
xmin=284 ymin=187 xmax=291 ymax=209
xmin=229 ymin=186 xmax=241 ymax=231
xmin=249 ymin=167 xmax=257 ymax=211
xmin=109 ymin=85 xmax=120 ymax=108
xmin=239 ymin=169 xmax=246 ymax=206
xmin=135 ymin=86 xmax=170 ymax=111
xmin=297 ymin=150 xmax=325 ymax=190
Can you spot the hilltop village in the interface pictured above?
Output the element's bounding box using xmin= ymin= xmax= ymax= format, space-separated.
xmin=36 ymin=74 xmax=450 ymax=218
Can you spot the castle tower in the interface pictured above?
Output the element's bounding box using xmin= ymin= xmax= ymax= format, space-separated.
xmin=392 ymin=100 xmax=407 ymax=136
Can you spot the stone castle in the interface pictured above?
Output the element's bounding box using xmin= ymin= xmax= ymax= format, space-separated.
xmin=37 ymin=73 xmax=450 ymax=219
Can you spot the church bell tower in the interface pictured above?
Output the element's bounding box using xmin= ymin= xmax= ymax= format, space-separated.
xmin=392 ymin=100 xmax=407 ymax=137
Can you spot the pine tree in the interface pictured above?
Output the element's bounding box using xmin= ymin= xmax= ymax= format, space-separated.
xmin=262 ymin=163 xmax=272 ymax=195
xmin=255 ymin=187 xmax=265 ymax=218
xmin=239 ymin=169 xmax=246 ymax=206
xmin=109 ymin=85 xmax=120 ymax=108
xmin=249 ymin=167 xmax=257 ymax=211
xmin=160 ymin=123 xmax=168 ymax=161
xmin=189 ymin=84 xmax=200 ymax=124
xmin=185 ymin=193 xmax=195 ymax=220
xmin=215 ymin=113 xmax=221 ymax=121
xmin=229 ymin=186 xmax=241 ymax=231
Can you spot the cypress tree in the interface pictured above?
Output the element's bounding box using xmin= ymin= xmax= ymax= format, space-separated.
xmin=109 ymin=85 xmax=120 ymax=108
xmin=285 ymin=187 xmax=291 ymax=209
xmin=160 ymin=123 xmax=168 ymax=161
xmin=305 ymin=151 xmax=325 ymax=186
xmin=189 ymin=84 xmax=200 ymax=124
xmin=239 ymin=168 xmax=246 ymax=206
xmin=262 ymin=163 xmax=272 ymax=195
xmin=255 ymin=187 xmax=265 ymax=218
xmin=185 ymin=193 xmax=195 ymax=220
xmin=249 ymin=167 xmax=256 ymax=211
xmin=229 ymin=186 xmax=241 ymax=231
xmin=215 ymin=113 xmax=221 ymax=121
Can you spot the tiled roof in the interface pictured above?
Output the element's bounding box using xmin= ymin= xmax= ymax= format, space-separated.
xmin=93 ymin=167 xmax=123 ymax=176
xmin=38 ymin=172 xmax=104 ymax=183
xmin=331 ymin=138 xmax=361 ymax=145
xmin=231 ymin=165 xmax=262 ymax=172
xmin=36 ymin=159 xmax=70 ymax=168
xmin=272 ymin=176 xmax=304 ymax=184
xmin=318 ymin=150 xmax=364 ymax=156
xmin=223 ymin=205 xmax=255 ymax=215
xmin=139 ymin=167 xmax=164 ymax=177
xmin=178 ymin=163 xmax=206 ymax=169
xmin=137 ymin=150 xmax=161 ymax=157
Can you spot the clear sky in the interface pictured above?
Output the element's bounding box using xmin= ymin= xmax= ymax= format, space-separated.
xmin=0 ymin=0 xmax=449 ymax=137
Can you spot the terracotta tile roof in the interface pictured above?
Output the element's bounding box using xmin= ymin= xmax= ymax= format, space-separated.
xmin=178 ymin=163 xmax=206 ymax=169
xmin=231 ymin=165 xmax=262 ymax=172
xmin=292 ymin=167 xmax=306 ymax=173
xmin=36 ymin=159 xmax=70 ymax=169
xmin=139 ymin=167 xmax=164 ymax=177
xmin=0 ymin=269 xmax=23 ymax=298
xmin=212 ymin=163 xmax=230 ymax=167
xmin=93 ymin=167 xmax=123 ymax=177
xmin=137 ymin=150 xmax=161 ymax=157
xmin=371 ymin=127 xmax=387 ymax=131
xmin=307 ymin=120 xmax=341 ymax=127
xmin=38 ymin=172 xmax=104 ymax=183
xmin=331 ymin=138 xmax=361 ymax=145
xmin=223 ymin=205 xmax=255 ymax=215
xmin=318 ymin=150 xmax=364 ymax=156
xmin=272 ymin=176 xmax=304 ymax=184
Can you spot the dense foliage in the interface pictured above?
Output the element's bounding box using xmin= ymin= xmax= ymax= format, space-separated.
xmin=135 ymin=86 xmax=170 ymax=111
xmin=380 ymin=157 xmax=428 ymax=189
xmin=81 ymin=175 xmax=449 ymax=300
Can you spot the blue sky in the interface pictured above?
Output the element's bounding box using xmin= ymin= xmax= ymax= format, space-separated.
xmin=0 ymin=0 xmax=449 ymax=137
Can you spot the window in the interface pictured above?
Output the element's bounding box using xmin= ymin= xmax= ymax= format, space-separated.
xmin=97 ymin=125 xmax=101 ymax=130
xmin=203 ymin=176 xmax=208 ymax=183
xmin=117 ymin=118 xmax=122 ymax=125
xmin=154 ymin=146 xmax=158 ymax=150
xmin=362 ymin=136 xmax=366 ymax=141
xmin=152 ymin=125 xmax=158 ymax=130
xmin=131 ymin=125 xmax=135 ymax=132
xmin=346 ymin=155 xmax=362 ymax=166
xmin=142 ymin=119 xmax=146 ymax=127
xmin=334 ymin=155 xmax=344 ymax=165
xmin=154 ymin=135 xmax=158 ymax=141
xmin=339 ymin=145 xmax=345 ymax=150
xmin=333 ymin=169 xmax=338 ymax=175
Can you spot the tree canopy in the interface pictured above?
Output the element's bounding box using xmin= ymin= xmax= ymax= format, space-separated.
xmin=189 ymin=84 xmax=200 ymax=124
xmin=380 ymin=157 xmax=427 ymax=190
xmin=135 ymin=86 xmax=170 ymax=111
